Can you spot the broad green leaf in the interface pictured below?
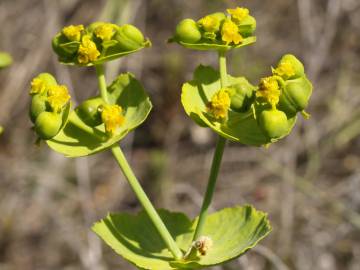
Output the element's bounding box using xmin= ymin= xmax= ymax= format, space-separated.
xmin=181 ymin=65 xmax=297 ymax=146
xmin=47 ymin=73 xmax=152 ymax=157
xmin=177 ymin=36 xmax=256 ymax=51
xmin=0 ymin=52 xmax=12 ymax=68
xmin=93 ymin=205 xmax=271 ymax=270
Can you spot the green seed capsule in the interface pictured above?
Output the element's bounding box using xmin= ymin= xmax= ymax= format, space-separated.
xmin=278 ymin=76 xmax=313 ymax=117
xmin=175 ymin=19 xmax=202 ymax=43
xmin=258 ymin=109 xmax=289 ymax=139
xmin=238 ymin=15 xmax=256 ymax=37
xmin=115 ymin=24 xmax=145 ymax=51
xmin=228 ymin=83 xmax=255 ymax=112
xmin=274 ymin=54 xmax=305 ymax=80
xmin=35 ymin=112 xmax=62 ymax=140
xmin=76 ymin=96 xmax=104 ymax=127
xmin=29 ymin=94 xmax=48 ymax=123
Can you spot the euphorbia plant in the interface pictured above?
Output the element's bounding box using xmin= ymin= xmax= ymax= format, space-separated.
xmin=28 ymin=7 xmax=312 ymax=270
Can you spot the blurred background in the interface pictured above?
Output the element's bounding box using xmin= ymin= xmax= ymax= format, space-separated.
xmin=1 ymin=0 xmax=360 ymax=269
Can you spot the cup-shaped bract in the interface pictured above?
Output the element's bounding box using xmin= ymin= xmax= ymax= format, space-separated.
xmin=170 ymin=7 xmax=256 ymax=51
xmin=52 ymin=22 xmax=151 ymax=66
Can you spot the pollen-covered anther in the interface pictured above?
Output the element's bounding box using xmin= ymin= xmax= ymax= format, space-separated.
xmin=221 ymin=19 xmax=242 ymax=45
xmin=47 ymin=85 xmax=71 ymax=112
xmin=198 ymin=15 xmax=219 ymax=33
xmin=62 ymin=24 xmax=84 ymax=42
xmin=101 ymin=104 xmax=125 ymax=135
xmin=30 ymin=78 xmax=47 ymax=95
xmin=194 ymin=236 xmax=213 ymax=256
xmin=78 ymin=35 xmax=100 ymax=64
xmin=227 ymin=7 xmax=250 ymax=23
xmin=207 ymin=89 xmax=231 ymax=120
xmin=257 ymin=76 xmax=281 ymax=107
xmin=273 ymin=61 xmax=295 ymax=79
xmin=94 ymin=23 xmax=116 ymax=41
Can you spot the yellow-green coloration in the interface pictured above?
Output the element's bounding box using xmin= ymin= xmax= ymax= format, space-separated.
xmin=78 ymin=35 xmax=100 ymax=64
xmin=221 ymin=19 xmax=242 ymax=45
xmin=273 ymin=54 xmax=305 ymax=80
xmin=256 ymin=76 xmax=281 ymax=108
xmin=0 ymin=126 xmax=3 ymax=135
xmin=29 ymin=73 xmax=57 ymax=96
xmin=227 ymin=7 xmax=249 ymax=24
xmin=47 ymin=85 xmax=71 ymax=112
xmin=175 ymin=19 xmax=202 ymax=44
xmin=207 ymin=89 xmax=231 ymax=120
xmin=273 ymin=61 xmax=295 ymax=79
xmin=198 ymin=15 xmax=220 ymax=33
xmin=94 ymin=23 xmax=116 ymax=41
xmin=258 ymin=109 xmax=289 ymax=139
xmin=76 ymin=96 xmax=104 ymax=127
xmin=62 ymin=24 xmax=84 ymax=42
xmin=101 ymin=104 xmax=125 ymax=135
xmin=35 ymin=112 xmax=62 ymax=140
xmin=30 ymin=94 xmax=48 ymax=123
xmin=116 ymin=24 xmax=146 ymax=51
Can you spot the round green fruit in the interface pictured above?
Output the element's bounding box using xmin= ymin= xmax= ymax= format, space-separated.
xmin=115 ymin=24 xmax=145 ymax=51
xmin=276 ymin=54 xmax=305 ymax=80
xmin=238 ymin=15 xmax=256 ymax=37
xmin=76 ymin=96 xmax=104 ymax=127
xmin=35 ymin=112 xmax=62 ymax=140
xmin=229 ymin=83 xmax=255 ymax=112
xmin=29 ymin=94 xmax=48 ymax=123
xmin=258 ymin=109 xmax=289 ymax=139
xmin=175 ymin=19 xmax=202 ymax=43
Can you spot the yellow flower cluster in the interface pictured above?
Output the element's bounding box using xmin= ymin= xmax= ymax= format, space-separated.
xmin=30 ymin=78 xmax=47 ymax=95
xmin=94 ymin=23 xmax=116 ymax=41
xmin=273 ymin=61 xmax=295 ymax=79
xmin=207 ymin=89 xmax=231 ymax=120
xmin=256 ymin=76 xmax=281 ymax=108
xmin=198 ymin=15 xmax=219 ymax=33
xmin=227 ymin=7 xmax=249 ymax=24
xmin=221 ymin=19 xmax=242 ymax=45
xmin=62 ymin=24 xmax=84 ymax=42
xmin=78 ymin=35 xmax=100 ymax=64
xmin=47 ymin=85 xmax=71 ymax=112
xmin=101 ymin=104 xmax=125 ymax=135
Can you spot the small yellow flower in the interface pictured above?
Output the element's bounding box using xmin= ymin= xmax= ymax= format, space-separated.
xmin=101 ymin=104 xmax=125 ymax=135
xmin=77 ymin=35 xmax=100 ymax=64
xmin=227 ymin=7 xmax=249 ymax=24
xmin=47 ymin=85 xmax=71 ymax=112
xmin=256 ymin=76 xmax=281 ymax=107
xmin=30 ymin=78 xmax=47 ymax=95
xmin=198 ymin=15 xmax=219 ymax=33
xmin=207 ymin=89 xmax=231 ymax=120
xmin=62 ymin=24 xmax=84 ymax=42
xmin=221 ymin=19 xmax=242 ymax=45
xmin=273 ymin=61 xmax=295 ymax=79
xmin=94 ymin=23 xmax=116 ymax=41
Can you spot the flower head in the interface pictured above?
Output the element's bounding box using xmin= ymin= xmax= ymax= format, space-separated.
xmin=101 ymin=104 xmax=125 ymax=135
xmin=77 ymin=35 xmax=100 ymax=64
xmin=30 ymin=78 xmax=47 ymax=95
xmin=47 ymin=85 xmax=71 ymax=112
xmin=207 ymin=89 xmax=231 ymax=120
xmin=256 ymin=76 xmax=281 ymax=108
xmin=273 ymin=61 xmax=295 ymax=79
xmin=227 ymin=7 xmax=249 ymax=24
xmin=198 ymin=15 xmax=219 ymax=33
xmin=62 ymin=24 xmax=84 ymax=42
xmin=221 ymin=19 xmax=242 ymax=45
xmin=94 ymin=23 xmax=116 ymax=41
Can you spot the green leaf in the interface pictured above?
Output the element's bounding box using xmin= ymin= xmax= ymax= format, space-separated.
xmin=181 ymin=65 xmax=296 ymax=146
xmin=46 ymin=73 xmax=152 ymax=157
xmin=177 ymin=36 xmax=256 ymax=51
xmin=93 ymin=205 xmax=271 ymax=270
xmin=0 ymin=52 xmax=12 ymax=68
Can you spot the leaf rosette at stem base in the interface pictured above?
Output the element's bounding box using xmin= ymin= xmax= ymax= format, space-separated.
xmin=93 ymin=205 xmax=271 ymax=270
xmin=46 ymin=73 xmax=152 ymax=157
xmin=181 ymin=65 xmax=297 ymax=146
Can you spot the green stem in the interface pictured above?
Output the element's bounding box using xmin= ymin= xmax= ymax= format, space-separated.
xmin=192 ymin=50 xmax=228 ymax=241
xmin=95 ymin=63 xmax=183 ymax=260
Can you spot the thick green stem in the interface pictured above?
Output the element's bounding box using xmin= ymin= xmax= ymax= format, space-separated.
xmin=111 ymin=146 xmax=183 ymax=260
xmin=192 ymin=50 xmax=228 ymax=241
xmin=94 ymin=63 xmax=183 ymax=260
